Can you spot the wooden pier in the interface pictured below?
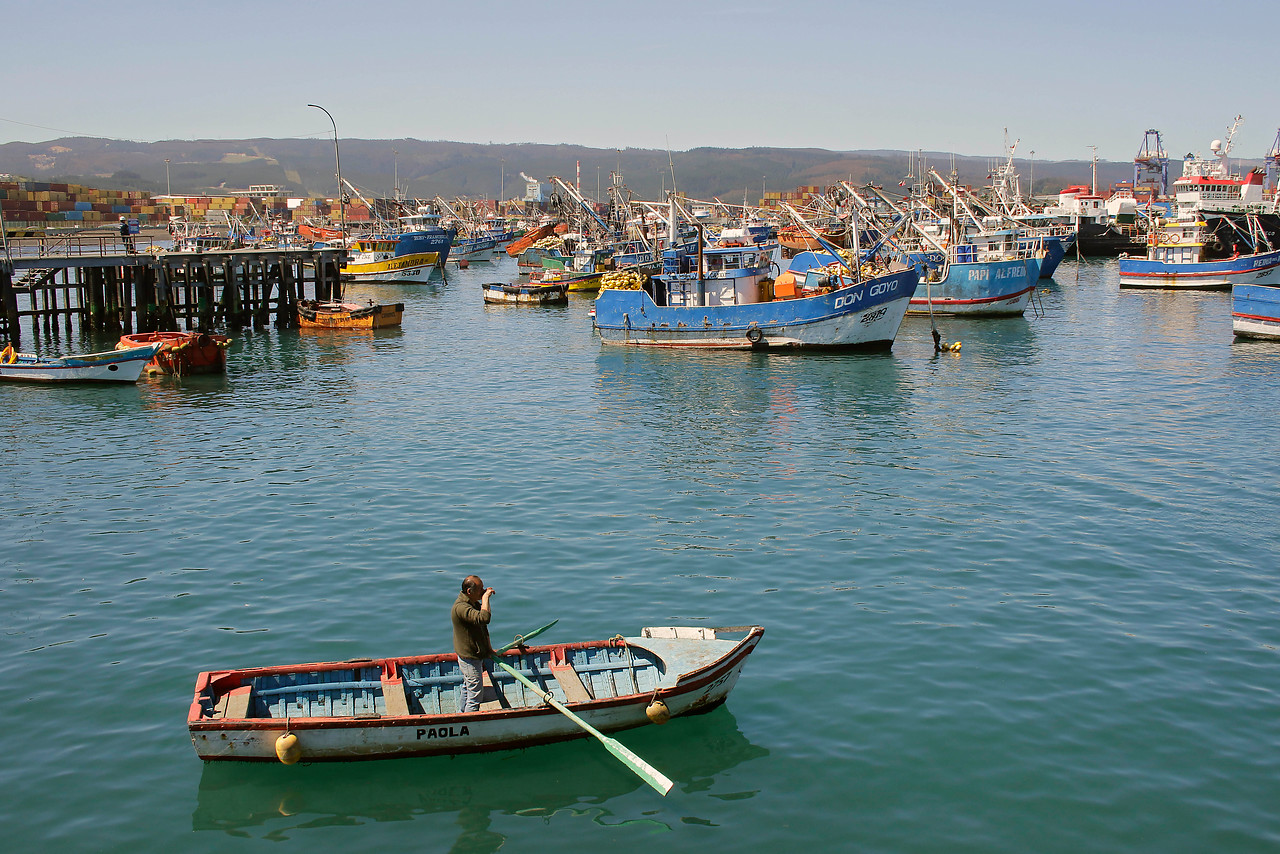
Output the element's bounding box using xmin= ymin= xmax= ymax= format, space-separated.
xmin=0 ymin=232 xmax=346 ymax=345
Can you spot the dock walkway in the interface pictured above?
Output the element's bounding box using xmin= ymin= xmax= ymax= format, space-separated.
xmin=1 ymin=234 xmax=345 ymax=345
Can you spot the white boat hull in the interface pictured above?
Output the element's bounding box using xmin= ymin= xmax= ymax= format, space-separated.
xmin=190 ymin=628 xmax=762 ymax=762
xmin=0 ymin=344 xmax=159 ymax=383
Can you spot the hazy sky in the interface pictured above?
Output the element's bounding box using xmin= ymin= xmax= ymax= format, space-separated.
xmin=4 ymin=0 xmax=1277 ymax=163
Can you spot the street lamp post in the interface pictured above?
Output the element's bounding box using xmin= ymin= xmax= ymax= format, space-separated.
xmin=308 ymin=103 xmax=346 ymax=240
xmin=309 ymin=104 xmax=346 ymax=303
xmin=500 ymin=158 xmax=505 ymax=209
xmin=393 ymin=149 xmax=398 ymax=201
xmin=1029 ymin=150 xmax=1035 ymax=200
xmin=164 ymin=159 xmax=171 ymax=196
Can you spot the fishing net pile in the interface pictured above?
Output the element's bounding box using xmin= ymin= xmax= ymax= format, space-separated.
xmin=531 ymin=236 xmax=566 ymax=251
xmin=598 ymin=269 xmax=648 ymax=291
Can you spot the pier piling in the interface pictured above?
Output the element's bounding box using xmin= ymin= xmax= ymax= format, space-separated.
xmin=1 ymin=237 xmax=346 ymax=346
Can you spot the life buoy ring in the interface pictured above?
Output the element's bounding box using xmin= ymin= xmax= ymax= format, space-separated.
xmin=746 ymin=327 xmax=763 ymax=344
xmin=1166 ymin=233 xmax=1180 ymax=244
xmin=1 ymin=344 xmax=15 ymax=365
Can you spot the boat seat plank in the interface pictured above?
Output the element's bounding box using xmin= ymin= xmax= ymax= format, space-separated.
xmin=224 ymin=686 xmax=252 ymax=720
xmin=550 ymin=664 xmax=593 ymax=704
xmin=381 ymin=677 xmax=410 ymax=717
xmin=479 ymin=670 xmax=507 ymax=711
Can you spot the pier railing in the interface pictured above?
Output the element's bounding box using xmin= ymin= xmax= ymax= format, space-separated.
xmin=5 ymin=233 xmax=156 ymax=259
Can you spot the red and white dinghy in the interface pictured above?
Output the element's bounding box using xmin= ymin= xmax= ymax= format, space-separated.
xmin=117 ymin=331 xmax=230 ymax=376
xmin=188 ymin=625 xmax=763 ymax=763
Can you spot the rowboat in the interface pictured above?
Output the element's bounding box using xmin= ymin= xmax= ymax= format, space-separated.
xmin=188 ymin=625 xmax=763 ymax=763
xmin=297 ymin=300 xmax=404 ymax=330
xmin=116 ymin=331 xmax=231 ymax=376
xmin=0 ymin=342 xmax=160 ymax=383
xmin=481 ymin=281 xmax=569 ymax=305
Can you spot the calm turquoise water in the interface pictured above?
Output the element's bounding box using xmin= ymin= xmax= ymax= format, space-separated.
xmin=3 ymin=256 xmax=1279 ymax=853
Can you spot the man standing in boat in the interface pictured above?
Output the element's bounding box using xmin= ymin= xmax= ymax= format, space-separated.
xmin=452 ymin=575 xmax=497 ymax=713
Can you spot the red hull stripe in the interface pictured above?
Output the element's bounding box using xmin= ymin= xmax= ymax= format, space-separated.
xmin=910 ymin=284 xmax=1035 ymax=306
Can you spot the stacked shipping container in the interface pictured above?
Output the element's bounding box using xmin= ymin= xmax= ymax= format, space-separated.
xmin=758 ymin=185 xmax=824 ymax=211
xmin=1 ymin=180 xmax=374 ymax=228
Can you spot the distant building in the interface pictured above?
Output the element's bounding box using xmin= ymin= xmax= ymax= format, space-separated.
xmin=248 ymin=184 xmax=283 ymax=198
xmin=520 ymin=172 xmax=544 ymax=203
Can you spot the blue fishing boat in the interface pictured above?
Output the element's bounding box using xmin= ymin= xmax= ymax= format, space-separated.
xmin=478 ymin=217 xmax=519 ymax=246
xmin=854 ymin=182 xmax=1039 ymax=316
xmin=1118 ymin=214 xmax=1280 ymax=289
xmin=979 ymin=140 xmax=1079 ymax=279
xmin=594 ymin=234 xmax=918 ymax=349
xmin=449 ymin=234 xmax=498 ymax=264
xmin=910 ymin=245 xmax=1039 ymax=316
xmin=1232 ymin=282 xmax=1280 ymax=339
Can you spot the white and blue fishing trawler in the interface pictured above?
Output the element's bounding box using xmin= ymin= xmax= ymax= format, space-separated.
xmin=978 ymin=142 xmax=1078 ymax=279
xmin=908 ymin=235 xmax=1039 ymax=315
xmin=1118 ymin=213 xmax=1280 ymax=289
xmin=593 ymin=205 xmax=918 ymax=349
xmin=856 ymin=182 xmax=1039 ymax=316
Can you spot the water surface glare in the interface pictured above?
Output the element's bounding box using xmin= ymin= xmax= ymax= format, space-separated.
xmin=2 ymin=256 xmax=1278 ymax=853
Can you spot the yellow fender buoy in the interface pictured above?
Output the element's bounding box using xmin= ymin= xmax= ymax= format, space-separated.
xmin=275 ymin=732 xmax=302 ymax=765
xmin=645 ymin=699 xmax=671 ymax=725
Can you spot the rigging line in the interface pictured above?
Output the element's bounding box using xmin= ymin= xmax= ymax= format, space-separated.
xmin=0 ymin=115 xmax=335 ymax=145
xmin=0 ymin=115 xmax=147 ymax=143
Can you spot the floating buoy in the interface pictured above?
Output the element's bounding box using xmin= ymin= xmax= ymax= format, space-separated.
xmin=947 ymin=341 xmax=962 ymax=352
xmin=275 ymin=732 xmax=301 ymax=765
xmin=645 ymin=699 xmax=671 ymax=725
xmin=457 ymin=259 xmax=469 ymax=269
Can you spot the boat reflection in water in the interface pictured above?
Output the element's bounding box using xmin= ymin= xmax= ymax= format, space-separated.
xmin=193 ymin=706 xmax=766 ymax=846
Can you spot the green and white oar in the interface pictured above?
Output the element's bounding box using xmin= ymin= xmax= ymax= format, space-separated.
xmin=495 ymin=620 xmax=558 ymax=655
xmin=492 ymin=636 xmax=674 ymax=796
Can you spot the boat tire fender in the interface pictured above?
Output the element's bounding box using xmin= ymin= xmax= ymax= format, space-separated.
xmin=746 ymin=326 xmax=764 ymax=344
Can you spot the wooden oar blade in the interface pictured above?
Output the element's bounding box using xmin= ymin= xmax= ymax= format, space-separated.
xmin=601 ymin=739 xmax=674 ymax=795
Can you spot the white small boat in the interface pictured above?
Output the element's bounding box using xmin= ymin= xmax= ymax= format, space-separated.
xmin=0 ymin=343 xmax=160 ymax=383
xmin=481 ymin=281 xmax=569 ymax=305
xmin=188 ymin=625 xmax=763 ymax=763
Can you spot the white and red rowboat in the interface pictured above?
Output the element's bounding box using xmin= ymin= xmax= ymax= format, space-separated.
xmin=0 ymin=342 xmax=161 ymax=383
xmin=188 ymin=625 xmax=763 ymax=762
